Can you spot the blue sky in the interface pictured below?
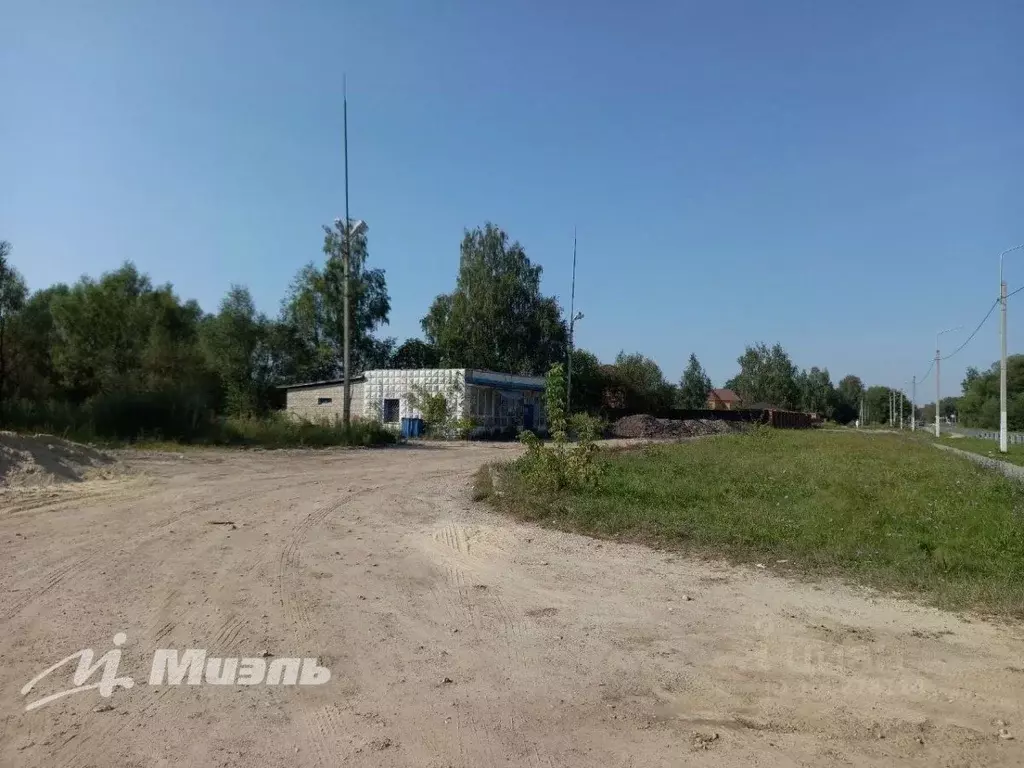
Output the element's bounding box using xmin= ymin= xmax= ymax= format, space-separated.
xmin=2 ymin=1 xmax=1022 ymax=397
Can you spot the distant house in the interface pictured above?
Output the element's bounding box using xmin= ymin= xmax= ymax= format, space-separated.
xmin=707 ymin=388 xmax=742 ymax=410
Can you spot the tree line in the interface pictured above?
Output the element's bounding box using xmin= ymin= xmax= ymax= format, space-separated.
xmin=567 ymin=343 xmax=867 ymax=423
xmin=925 ymin=356 xmax=1024 ymax=431
xmin=0 ymin=222 xmax=878 ymax=440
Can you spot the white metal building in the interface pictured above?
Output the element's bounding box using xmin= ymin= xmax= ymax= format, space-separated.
xmin=282 ymin=368 xmax=546 ymax=433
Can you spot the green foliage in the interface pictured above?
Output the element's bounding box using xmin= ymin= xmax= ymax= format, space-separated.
xmin=493 ymin=430 xmax=1024 ymax=616
xmin=677 ymin=353 xmax=712 ymax=409
xmin=0 ymin=396 xmax=394 ymax=448
xmin=605 ymin=351 xmax=675 ymax=413
xmin=1 ymin=390 xmax=213 ymax=443
xmin=0 ymin=241 xmax=28 ymax=405
xmin=918 ymin=397 xmax=960 ymax=425
xmin=200 ymin=285 xmax=272 ymax=417
xmin=833 ymin=374 xmax=864 ymax=423
xmin=275 ymin=222 xmax=393 ymax=383
xmin=863 ymin=385 xmax=912 ymax=425
xmin=406 ymin=382 xmax=464 ymax=438
xmin=421 ymin=223 xmax=568 ymax=375
xmin=567 ymin=348 xmax=604 ymax=413
xmin=569 ymin=412 xmax=607 ymax=439
xmin=388 ymin=338 xmax=439 ymax=369
xmin=0 ymin=222 xmax=397 ymax=445
xmin=516 ymin=363 xmax=602 ymax=490
xmin=726 ymin=342 xmax=800 ymax=409
xmin=958 ymin=356 xmax=1024 ymax=430
xmin=793 ymin=366 xmax=836 ymax=417
xmin=453 ymin=416 xmax=477 ymax=439
xmin=930 ymin=435 xmax=1024 ymax=466
xmin=545 ymin=363 xmax=568 ymax=440
xmin=218 ymin=414 xmax=396 ymax=448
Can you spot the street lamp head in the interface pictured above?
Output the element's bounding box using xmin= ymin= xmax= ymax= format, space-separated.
xmin=335 ymin=218 xmax=369 ymax=236
xmin=572 ymin=311 xmax=584 ymax=323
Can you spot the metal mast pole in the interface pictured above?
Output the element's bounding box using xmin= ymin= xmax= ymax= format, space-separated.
xmin=342 ymin=76 xmax=352 ymax=427
xmin=1001 ymin=277 xmax=1008 ymax=451
xmin=566 ymin=228 xmax=577 ymax=414
xmin=999 ymin=245 xmax=1024 ymax=451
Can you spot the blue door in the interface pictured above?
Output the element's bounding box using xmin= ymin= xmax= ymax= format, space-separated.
xmin=523 ymin=404 xmax=535 ymax=430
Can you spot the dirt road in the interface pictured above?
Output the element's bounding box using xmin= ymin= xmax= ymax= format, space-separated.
xmin=1 ymin=444 xmax=1022 ymax=766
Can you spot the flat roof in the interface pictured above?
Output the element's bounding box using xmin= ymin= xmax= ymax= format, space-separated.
xmin=277 ymin=375 xmax=366 ymax=390
xmin=279 ymin=368 xmax=546 ymax=391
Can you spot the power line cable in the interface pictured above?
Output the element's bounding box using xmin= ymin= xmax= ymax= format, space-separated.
xmin=916 ymin=358 xmax=934 ymax=384
xmin=941 ymin=298 xmax=999 ymax=361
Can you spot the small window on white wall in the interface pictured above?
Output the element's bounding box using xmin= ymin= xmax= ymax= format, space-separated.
xmin=382 ymin=399 xmax=400 ymax=422
xmin=317 ymin=397 xmax=332 ymax=405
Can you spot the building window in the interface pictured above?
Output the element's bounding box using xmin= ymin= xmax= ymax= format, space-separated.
xmin=317 ymin=397 xmax=333 ymax=405
xmin=382 ymin=398 xmax=400 ymax=423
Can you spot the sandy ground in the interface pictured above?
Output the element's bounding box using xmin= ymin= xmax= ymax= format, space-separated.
xmin=0 ymin=443 xmax=1022 ymax=767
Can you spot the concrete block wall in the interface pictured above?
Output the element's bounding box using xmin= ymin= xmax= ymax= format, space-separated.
xmin=361 ymin=369 xmax=466 ymax=423
xmin=285 ymin=381 xmax=365 ymax=423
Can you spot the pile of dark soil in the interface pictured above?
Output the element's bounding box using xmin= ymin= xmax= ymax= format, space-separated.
xmin=609 ymin=414 xmax=749 ymax=440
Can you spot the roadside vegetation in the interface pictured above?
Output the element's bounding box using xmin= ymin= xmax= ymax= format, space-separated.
xmin=483 ymin=430 xmax=1024 ymax=617
xmin=0 ymin=230 xmax=883 ymax=450
xmin=920 ymin=433 xmax=1024 ymax=468
xmin=0 ymin=398 xmax=395 ymax=448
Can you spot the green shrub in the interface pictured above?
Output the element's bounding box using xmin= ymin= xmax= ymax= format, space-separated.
xmin=406 ymin=382 xmax=465 ymax=438
xmin=0 ymin=395 xmax=395 ymax=449
xmin=569 ymin=412 xmax=607 ymax=440
xmin=218 ymin=414 xmax=396 ymax=448
xmin=514 ymin=363 xmax=603 ymax=491
xmin=0 ymin=389 xmax=214 ymax=443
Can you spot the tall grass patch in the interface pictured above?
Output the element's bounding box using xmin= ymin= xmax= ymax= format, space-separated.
xmin=491 ymin=430 xmax=1024 ymax=616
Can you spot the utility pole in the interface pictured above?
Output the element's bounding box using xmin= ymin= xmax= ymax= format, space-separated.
xmin=342 ymin=76 xmax=352 ymax=427
xmin=911 ymin=376 xmax=916 ymax=431
xmin=899 ymin=390 xmax=904 ymax=430
xmin=999 ymin=245 xmax=1024 ymax=452
xmin=935 ymin=327 xmax=961 ymax=438
xmin=1001 ymin=277 xmax=1008 ymax=451
xmin=566 ymin=228 xmax=578 ymax=414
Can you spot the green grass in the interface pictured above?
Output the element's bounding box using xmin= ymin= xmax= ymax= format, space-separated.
xmin=485 ymin=430 xmax=1024 ymax=617
xmin=933 ymin=435 xmax=1024 ymax=467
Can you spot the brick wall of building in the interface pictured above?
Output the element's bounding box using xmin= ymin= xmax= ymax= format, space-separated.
xmin=285 ymin=381 xmax=365 ymax=423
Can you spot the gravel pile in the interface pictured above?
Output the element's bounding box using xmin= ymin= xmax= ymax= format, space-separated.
xmin=0 ymin=432 xmax=119 ymax=488
xmin=609 ymin=414 xmax=749 ymax=439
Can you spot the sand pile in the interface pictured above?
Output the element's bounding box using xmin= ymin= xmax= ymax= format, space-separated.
xmin=0 ymin=432 xmax=119 ymax=488
xmin=610 ymin=414 xmax=749 ymax=439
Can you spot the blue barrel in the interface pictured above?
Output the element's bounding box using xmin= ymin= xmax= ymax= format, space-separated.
xmin=411 ymin=418 xmax=425 ymax=437
xmin=400 ymin=417 xmax=412 ymax=438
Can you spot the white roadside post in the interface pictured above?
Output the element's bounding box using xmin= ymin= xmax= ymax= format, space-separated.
xmin=999 ymin=244 xmax=1024 ymax=452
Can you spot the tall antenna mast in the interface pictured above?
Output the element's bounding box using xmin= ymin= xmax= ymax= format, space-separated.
xmin=342 ymin=74 xmax=353 ymax=426
xmin=567 ymin=228 xmax=578 ymax=415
